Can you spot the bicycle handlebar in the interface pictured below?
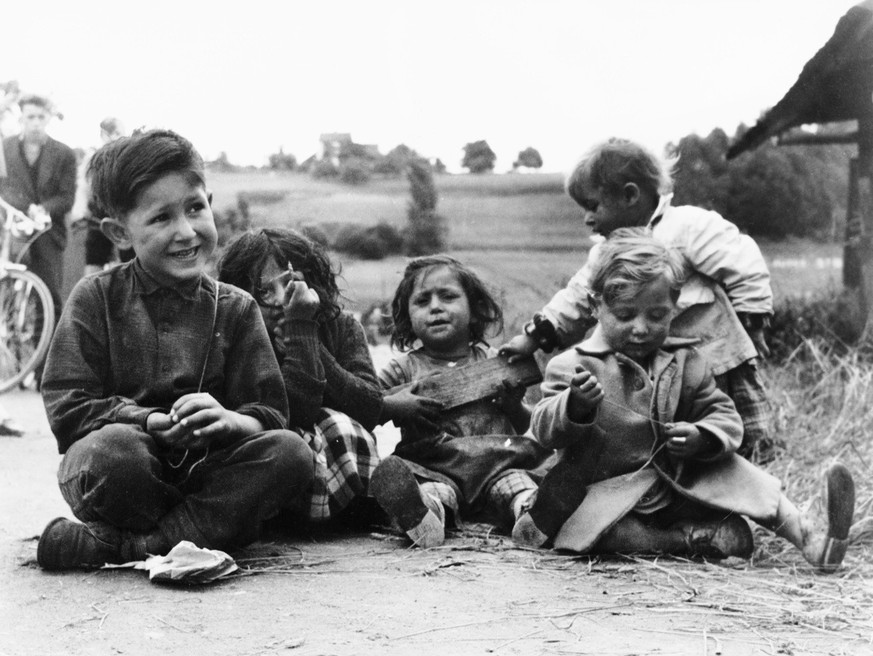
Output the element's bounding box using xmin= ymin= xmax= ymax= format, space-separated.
xmin=0 ymin=195 xmax=52 ymax=238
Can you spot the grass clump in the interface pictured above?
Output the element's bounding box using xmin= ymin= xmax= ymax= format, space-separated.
xmin=768 ymin=288 xmax=865 ymax=363
xmin=756 ymin=336 xmax=873 ymax=567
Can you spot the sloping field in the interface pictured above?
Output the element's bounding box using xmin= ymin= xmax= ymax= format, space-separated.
xmin=207 ymin=169 xmax=845 ymax=325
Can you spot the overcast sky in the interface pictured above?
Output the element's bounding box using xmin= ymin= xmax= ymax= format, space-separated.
xmin=0 ymin=0 xmax=858 ymax=172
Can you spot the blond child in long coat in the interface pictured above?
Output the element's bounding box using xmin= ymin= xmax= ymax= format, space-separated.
xmin=513 ymin=229 xmax=855 ymax=572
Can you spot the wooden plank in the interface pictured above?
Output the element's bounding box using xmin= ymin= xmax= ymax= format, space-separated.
xmin=386 ymin=355 xmax=543 ymax=410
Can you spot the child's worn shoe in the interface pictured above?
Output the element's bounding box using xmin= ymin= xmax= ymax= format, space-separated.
xmin=680 ymin=514 xmax=754 ymax=559
xmin=511 ymin=511 xmax=550 ymax=548
xmin=37 ymin=517 xmax=145 ymax=570
xmin=801 ymin=462 xmax=855 ymax=573
xmin=370 ymin=456 xmax=445 ymax=548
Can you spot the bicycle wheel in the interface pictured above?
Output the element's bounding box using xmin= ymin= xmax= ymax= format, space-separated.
xmin=0 ymin=268 xmax=55 ymax=393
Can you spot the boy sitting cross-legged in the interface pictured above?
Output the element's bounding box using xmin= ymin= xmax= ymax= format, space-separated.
xmin=36 ymin=129 xmax=315 ymax=570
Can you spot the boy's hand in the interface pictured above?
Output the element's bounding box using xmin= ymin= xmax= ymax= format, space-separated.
xmin=498 ymin=333 xmax=538 ymax=362
xmin=146 ymin=411 xmax=187 ymax=448
xmin=148 ymin=393 xmax=250 ymax=451
xmin=664 ymin=422 xmax=712 ymax=459
xmin=383 ymin=382 xmax=443 ymax=435
xmin=566 ymin=366 xmax=603 ymax=422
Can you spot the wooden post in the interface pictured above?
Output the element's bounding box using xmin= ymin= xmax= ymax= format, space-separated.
xmin=844 ymin=158 xmax=861 ymax=289
xmin=855 ymin=113 xmax=873 ymax=345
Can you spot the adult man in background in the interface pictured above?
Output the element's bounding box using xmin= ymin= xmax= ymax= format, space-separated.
xmin=0 ymin=93 xmax=76 ymax=315
xmin=72 ymin=116 xmax=132 ymax=275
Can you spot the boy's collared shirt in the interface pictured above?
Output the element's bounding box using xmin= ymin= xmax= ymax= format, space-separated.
xmin=42 ymin=259 xmax=289 ymax=453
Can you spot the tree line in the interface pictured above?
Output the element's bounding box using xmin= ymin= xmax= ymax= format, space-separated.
xmin=211 ymin=123 xmax=853 ymax=242
xmin=670 ymin=124 xmax=852 ymax=240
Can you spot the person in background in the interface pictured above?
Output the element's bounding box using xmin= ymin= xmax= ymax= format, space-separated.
xmin=0 ymin=93 xmax=76 ymax=315
xmin=0 ymin=81 xmax=24 ymax=433
xmin=0 ymin=80 xmax=21 ymax=177
xmin=361 ymin=300 xmax=396 ymax=373
xmin=72 ymin=116 xmax=134 ymax=275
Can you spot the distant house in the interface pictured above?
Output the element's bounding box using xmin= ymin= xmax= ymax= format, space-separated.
xmin=319 ymin=133 xmax=352 ymax=166
xmin=319 ymin=133 xmax=380 ymax=166
xmin=298 ymin=154 xmax=318 ymax=172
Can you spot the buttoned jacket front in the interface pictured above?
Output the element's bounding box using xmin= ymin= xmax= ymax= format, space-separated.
xmin=532 ymin=328 xmax=782 ymax=552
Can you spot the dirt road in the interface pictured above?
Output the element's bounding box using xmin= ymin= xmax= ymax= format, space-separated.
xmin=1 ymin=389 xmax=870 ymax=656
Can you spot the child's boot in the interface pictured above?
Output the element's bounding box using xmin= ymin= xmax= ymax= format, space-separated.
xmin=512 ymin=508 xmax=550 ymax=548
xmin=370 ymin=456 xmax=445 ymax=548
xmin=37 ymin=517 xmax=149 ymax=570
xmin=511 ymin=457 xmax=589 ymax=549
xmin=677 ymin=514 xmax=754 ymax=559
xmin=800 ymin=462 xmax=855 ymax=573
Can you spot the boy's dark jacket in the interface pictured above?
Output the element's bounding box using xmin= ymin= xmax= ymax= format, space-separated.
xmin=42 ymin=260 xmax=289 ymax=453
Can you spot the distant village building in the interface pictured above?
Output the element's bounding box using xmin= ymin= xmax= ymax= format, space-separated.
xmin=318 ymin=133 xmax=380 ymax=166
xmin=319 ymin=133 xmax=352 ymax=166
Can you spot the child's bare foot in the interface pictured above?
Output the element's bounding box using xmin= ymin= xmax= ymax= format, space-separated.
xmin=800 ymin=462 xmax=855 ymax=573
xmin=370 ymin=456 xmax=445 ymax=548
xmin=678 ymin=514 xmax=754 ymax=559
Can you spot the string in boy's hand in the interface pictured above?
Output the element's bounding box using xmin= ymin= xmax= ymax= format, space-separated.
xmin=147 ymin=393 xmax=243 ymax=451
xmin=664 ymin=422 xmax=716 ymax=459
xmin=566 ymin=365 xmax=603 ymax=423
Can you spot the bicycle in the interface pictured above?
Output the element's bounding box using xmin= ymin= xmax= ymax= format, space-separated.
xmin=0 ymin=195 xmax=55 ymax=393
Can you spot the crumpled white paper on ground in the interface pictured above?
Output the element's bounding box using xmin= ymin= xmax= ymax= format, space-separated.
xmin=103 ymin=540 xmax=238 ymax=584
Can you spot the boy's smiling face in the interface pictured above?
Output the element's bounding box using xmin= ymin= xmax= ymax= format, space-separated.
xmin=592 ymin=275 xmax=677 ymax=364
xmin=104 ymin=172 xmax=217 ymax=287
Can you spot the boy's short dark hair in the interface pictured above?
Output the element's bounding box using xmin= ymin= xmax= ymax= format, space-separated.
xmin=17 ymin=93 xmax=51 ymax=110
xmin=88 ymin=129 xmax=205 ymax=220
xmin=566 ymin=137 xmax=675 ymax=206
